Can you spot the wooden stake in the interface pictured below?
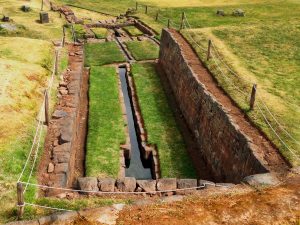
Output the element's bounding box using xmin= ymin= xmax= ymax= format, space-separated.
xmin=41 ymin=0 xmax=44 ymax=11
xmin=156 ymin=12 xmax=159 ymax=21
xmin=180 ymin=12 xmax=185 ymax=30
xmin=167 ymin=19 xmax=170 ymax=28
xmin=250 ymin=84 xmax=257 ymax=110
xmin=145 ymin=5 xmax=148 ymax=14
xmin=207 ymin=39 xmax=212 ymax=61
xmin=136 ymin=2 xmax=138 ymax=10
xmin=62 ymin=26 xmax=66 ymax=47
xmin=44 ymin=90 xmax=49 ymax=126
xmin=55 ymin=50 xmax=59 ymax=75
xmin=17 ymin=182 xmax=24 ymax=220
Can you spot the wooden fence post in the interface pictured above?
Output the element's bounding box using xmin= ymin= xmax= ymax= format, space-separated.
xmin=41 ymin=0 xmax=44 ymax=11
xmin=145 ymin=5 xmax=148 ymax=14
xmin=55 ymin=50 xmax=59 ymax=75
xmin=136 ymin=2 xmax=138 ymax=10
xmin=250 ymin=84 xmax=257 ymax=110
xmin=17 ymin=182 xmax=24 ymax=220
xmin=156 ymin=12 xmax=159 ymax=21
xmin=167 ymin=19 xmax=170 ymax=28
xmin=62 ymin=26 xmax=66 ymax=47
xmin=207 ymin=40 xmax=212 ymax=61
xmin=180 ymin=12 xmax=185 ymax=30
xmin=44 ymin=90 xmax=49 ymax=126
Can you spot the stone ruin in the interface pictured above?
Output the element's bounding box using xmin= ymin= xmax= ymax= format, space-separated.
xmin=40 ymin=12 xmax=49 ymax=24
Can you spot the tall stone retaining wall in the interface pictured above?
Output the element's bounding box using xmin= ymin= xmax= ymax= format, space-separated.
xmin=158 ymin=29 xmax=268 ymax=183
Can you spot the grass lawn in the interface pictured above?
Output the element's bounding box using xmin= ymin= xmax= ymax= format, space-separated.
xmin=91 ymin=27 xmax=108 ymax=39
xmin=85 ymin=42 xmax=126 ymax=66
xmin=73 ymin=24 xmax=86 ymax=40
xmin=123 ymin=26 xmax=144 ymax=36
xmin=0 ymin=0 xmax=67 ymax=40
xmin=86 ymin=66 xmax=126 ymax=178
xmin=131 ymin=62 xmax=196 ymax=178
xmin=125 ymin=40 xmax=159 ymax=60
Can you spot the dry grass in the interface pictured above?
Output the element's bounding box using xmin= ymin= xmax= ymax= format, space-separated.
xmin=139 ymin=0 xmax=272 ymax=7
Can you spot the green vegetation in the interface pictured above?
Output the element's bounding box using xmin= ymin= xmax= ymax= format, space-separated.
xmin=131 ymin=63 xmax=196 ymax=178
xmin=73 ymin=24 xmax=86 ymax=39
xmin=85 ymin=42 xmax=126 ymax=66
xmin=86 ymin=66 xmax=126 ymax=177
xmin=91 ymin=27 xmax=108 ymax=39
xmin=123 ymin=26 xmax=144 ymax=36
xmin=125 ymin=40 xmax=159 ymax=60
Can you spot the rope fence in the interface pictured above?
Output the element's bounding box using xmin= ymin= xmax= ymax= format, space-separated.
xmin=16 ymin=26 xmax=68 ymax=218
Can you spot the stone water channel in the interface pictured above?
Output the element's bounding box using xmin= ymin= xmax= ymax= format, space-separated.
xmin=119 ymin=66 xmax=152 ymax=179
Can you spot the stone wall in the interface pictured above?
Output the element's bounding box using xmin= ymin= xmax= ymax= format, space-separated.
xmin=39 ymin=44 xmax=84 ymax=195
xmin=158 ymin=29 xmax=268 ymax=183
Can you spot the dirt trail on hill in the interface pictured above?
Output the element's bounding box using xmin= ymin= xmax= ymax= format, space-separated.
xmin=118 ymin=175 xmax=300 ymax=225
xmin=168 ymin=29 xmax=289 ymax=176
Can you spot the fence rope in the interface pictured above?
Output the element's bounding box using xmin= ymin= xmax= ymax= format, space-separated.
xmin=18 ymin=49 xmax=60 ymax=183
xmin=20 ymin=181 xmax=218 ymax=194
xmin=25 ymin=202 xmax=74 ymax=212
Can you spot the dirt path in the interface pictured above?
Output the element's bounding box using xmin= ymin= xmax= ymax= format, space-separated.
xmin=118 ymin=175 xmax=300 ymax=225
xmin=168 ymin=29 xmax=289 ymax=177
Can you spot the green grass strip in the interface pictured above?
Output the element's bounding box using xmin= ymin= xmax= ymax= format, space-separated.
xmin=91 ymin=28 xmax=108 ymax=39
xmin=85 ymin=42 xmax=125 ymax=66
xmin=123 ymin=26 xmax=144 ymax=36
xmin=125 ymin=40 xmax=159 ymax=61
xmin=131 ymin=63 xmax=196 ymax=178
xmin=86 ymin=66 xmax=126 ymax=178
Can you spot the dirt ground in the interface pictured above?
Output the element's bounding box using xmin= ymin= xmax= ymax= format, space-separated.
xmin=117 ymin=175 xmax=300 ymax=225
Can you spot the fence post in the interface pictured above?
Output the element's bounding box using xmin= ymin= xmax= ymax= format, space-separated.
xmin=145 ymin=5 xmax=148 ymax=14
xmin=250 ymin=84 xmax=257 ymax=110
xmin=62 ymin=26 xmax=66 ymax=47
xmin=180 ymin=12 xmax=185 ymax=30
xmin=55 ymin=50 xmax=59 ymax=75
xmin=207 ymin=40 xmax=212 ymax=61
xmin=156 ymin=12 xmax=159 ymax=21
xmin=17 ymin=182 xmax=24 ymax=220
xmin=44 ymin=90 xmax=49 ymax=126
xmin=167 ymin=19 xmax=170 ymax=28
xmin=136 ymin=2 xmax=138 ymax=10
xmin=41 ymin=0 xmax=44 ymax=11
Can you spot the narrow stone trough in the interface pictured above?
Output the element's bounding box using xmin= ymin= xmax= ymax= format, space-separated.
xmin=119 ymin=66 xmax=152 ymax=180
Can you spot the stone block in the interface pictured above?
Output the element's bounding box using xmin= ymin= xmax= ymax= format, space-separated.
xmin=157 ymin=178 xmax=177 ymax=191
xmin=53 ymin=151 xmax=70 ymax=163
xmin=198 ymin=179 xmax=215 ymax=188
xmin=53 ymin=143 xmax=71 ymax=153
xmin=47 ymin=162 xmax=54 ymax=173
xmin=54 ymin=163 xmax=68 ymax=173
xmin=59 ymin=118 xmax=73 ymax=144
xmin=243 ymin=173 xmax=279 ymax=186
xmin=78 ymin=177 xmax=99 ymax=192
xmin=137 ymin=180 xmax=156 ymax=192
xmin=53 ymin=110 xmax=68 ymax=119
xmin=98 ymin=178 xmax=116 ymax=192
xmin=124 ymin=177 xmax=136 ymax=192
xmin=50 ymin=173 xmax=67 ymax=187
xmin=116 ymin=177 xmax=136 ymax=192
xmin=40 ymin=12 xmax=49 ymax=24
xmin=177 ymin=179 xmax=197 ymax=189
